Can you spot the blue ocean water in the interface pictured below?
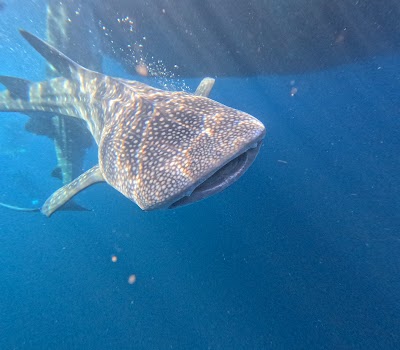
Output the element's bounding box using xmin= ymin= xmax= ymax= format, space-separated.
xmin=1 ymin=1 xmax=400 ymax=350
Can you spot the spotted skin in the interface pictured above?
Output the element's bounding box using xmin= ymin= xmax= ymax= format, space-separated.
xmin=0 ymin=31 xmax=265 ymax=216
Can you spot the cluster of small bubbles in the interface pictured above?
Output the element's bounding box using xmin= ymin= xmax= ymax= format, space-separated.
xmin=99 ymin=20 xmax=112 ymax=36
xmin=117 ymin=16 xmax=135 ymax=32
xmin=72 ymin=3 xmax=82 ymax=16
xmin=100 ymin=17 xmax=190 ymax=92
xmin=141 ymin=57 xmax=190 ymax=92
xmin=58 ymin=6 xmax=80 ymax=24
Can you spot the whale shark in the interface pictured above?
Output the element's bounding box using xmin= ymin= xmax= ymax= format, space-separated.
xmin=0 ymin=30 xmax=265 ymax=217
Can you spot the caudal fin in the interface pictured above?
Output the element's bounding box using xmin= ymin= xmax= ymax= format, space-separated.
xmin=0 ymin=30 xmax=101 ymax=118
xmin=19 ymin=29 xmax=88 ymax=79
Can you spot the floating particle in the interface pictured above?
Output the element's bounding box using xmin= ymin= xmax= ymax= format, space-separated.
xmin=290 ymin=87 xmax=298 ymax=96
xmin=135 ymin=63 xmax=148 ymax=76
xmin=128 ymin=274 xmax=137 ymax=284
xmin=335 ymin=28 xmax=347 ymax=44
xmin=111 ymin=255 xmax=118 ymax=263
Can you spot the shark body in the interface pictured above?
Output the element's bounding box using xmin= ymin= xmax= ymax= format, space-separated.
xmin=0 ymin=31 xmax=265 ymax=217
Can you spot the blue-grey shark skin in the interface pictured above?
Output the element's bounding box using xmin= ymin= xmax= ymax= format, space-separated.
xmin=0 ymin=30 xmax=266 ymax=217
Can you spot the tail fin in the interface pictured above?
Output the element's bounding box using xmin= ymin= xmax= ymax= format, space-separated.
xmin=19 ymin=29 xmax=89 ymax=79
xmin=0 ymin=30 xmax=101 ymax=118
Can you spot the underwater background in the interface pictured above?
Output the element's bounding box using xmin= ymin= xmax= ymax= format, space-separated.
xmin=0 ymin=1 xmax=399 ymax=349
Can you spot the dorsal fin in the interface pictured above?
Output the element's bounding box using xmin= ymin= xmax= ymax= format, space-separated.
xmin=194 ymin=77 xmax=215 ymax=97
xmin=19 ymin=29 xmax=88 ymax=79
xmin=0 ymin=76 xmax=31 ymax=100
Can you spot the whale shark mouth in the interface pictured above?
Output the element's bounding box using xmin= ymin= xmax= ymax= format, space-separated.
xmin=168 ymin=139 xmax=263 ymax=209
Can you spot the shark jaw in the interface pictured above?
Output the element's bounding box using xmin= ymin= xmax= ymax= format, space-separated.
xmin=162 ymin=135 xmax=265 ymax=210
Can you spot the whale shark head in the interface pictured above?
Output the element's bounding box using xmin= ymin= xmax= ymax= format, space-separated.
xmin=99 ymin=92 xmax=266 ymax=210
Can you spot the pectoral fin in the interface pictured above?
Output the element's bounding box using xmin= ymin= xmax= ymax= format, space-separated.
xmin=41 ymin=165 xmax=104 ymax=217
xmin=0 ymin=76 xmax=30 ymax=100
